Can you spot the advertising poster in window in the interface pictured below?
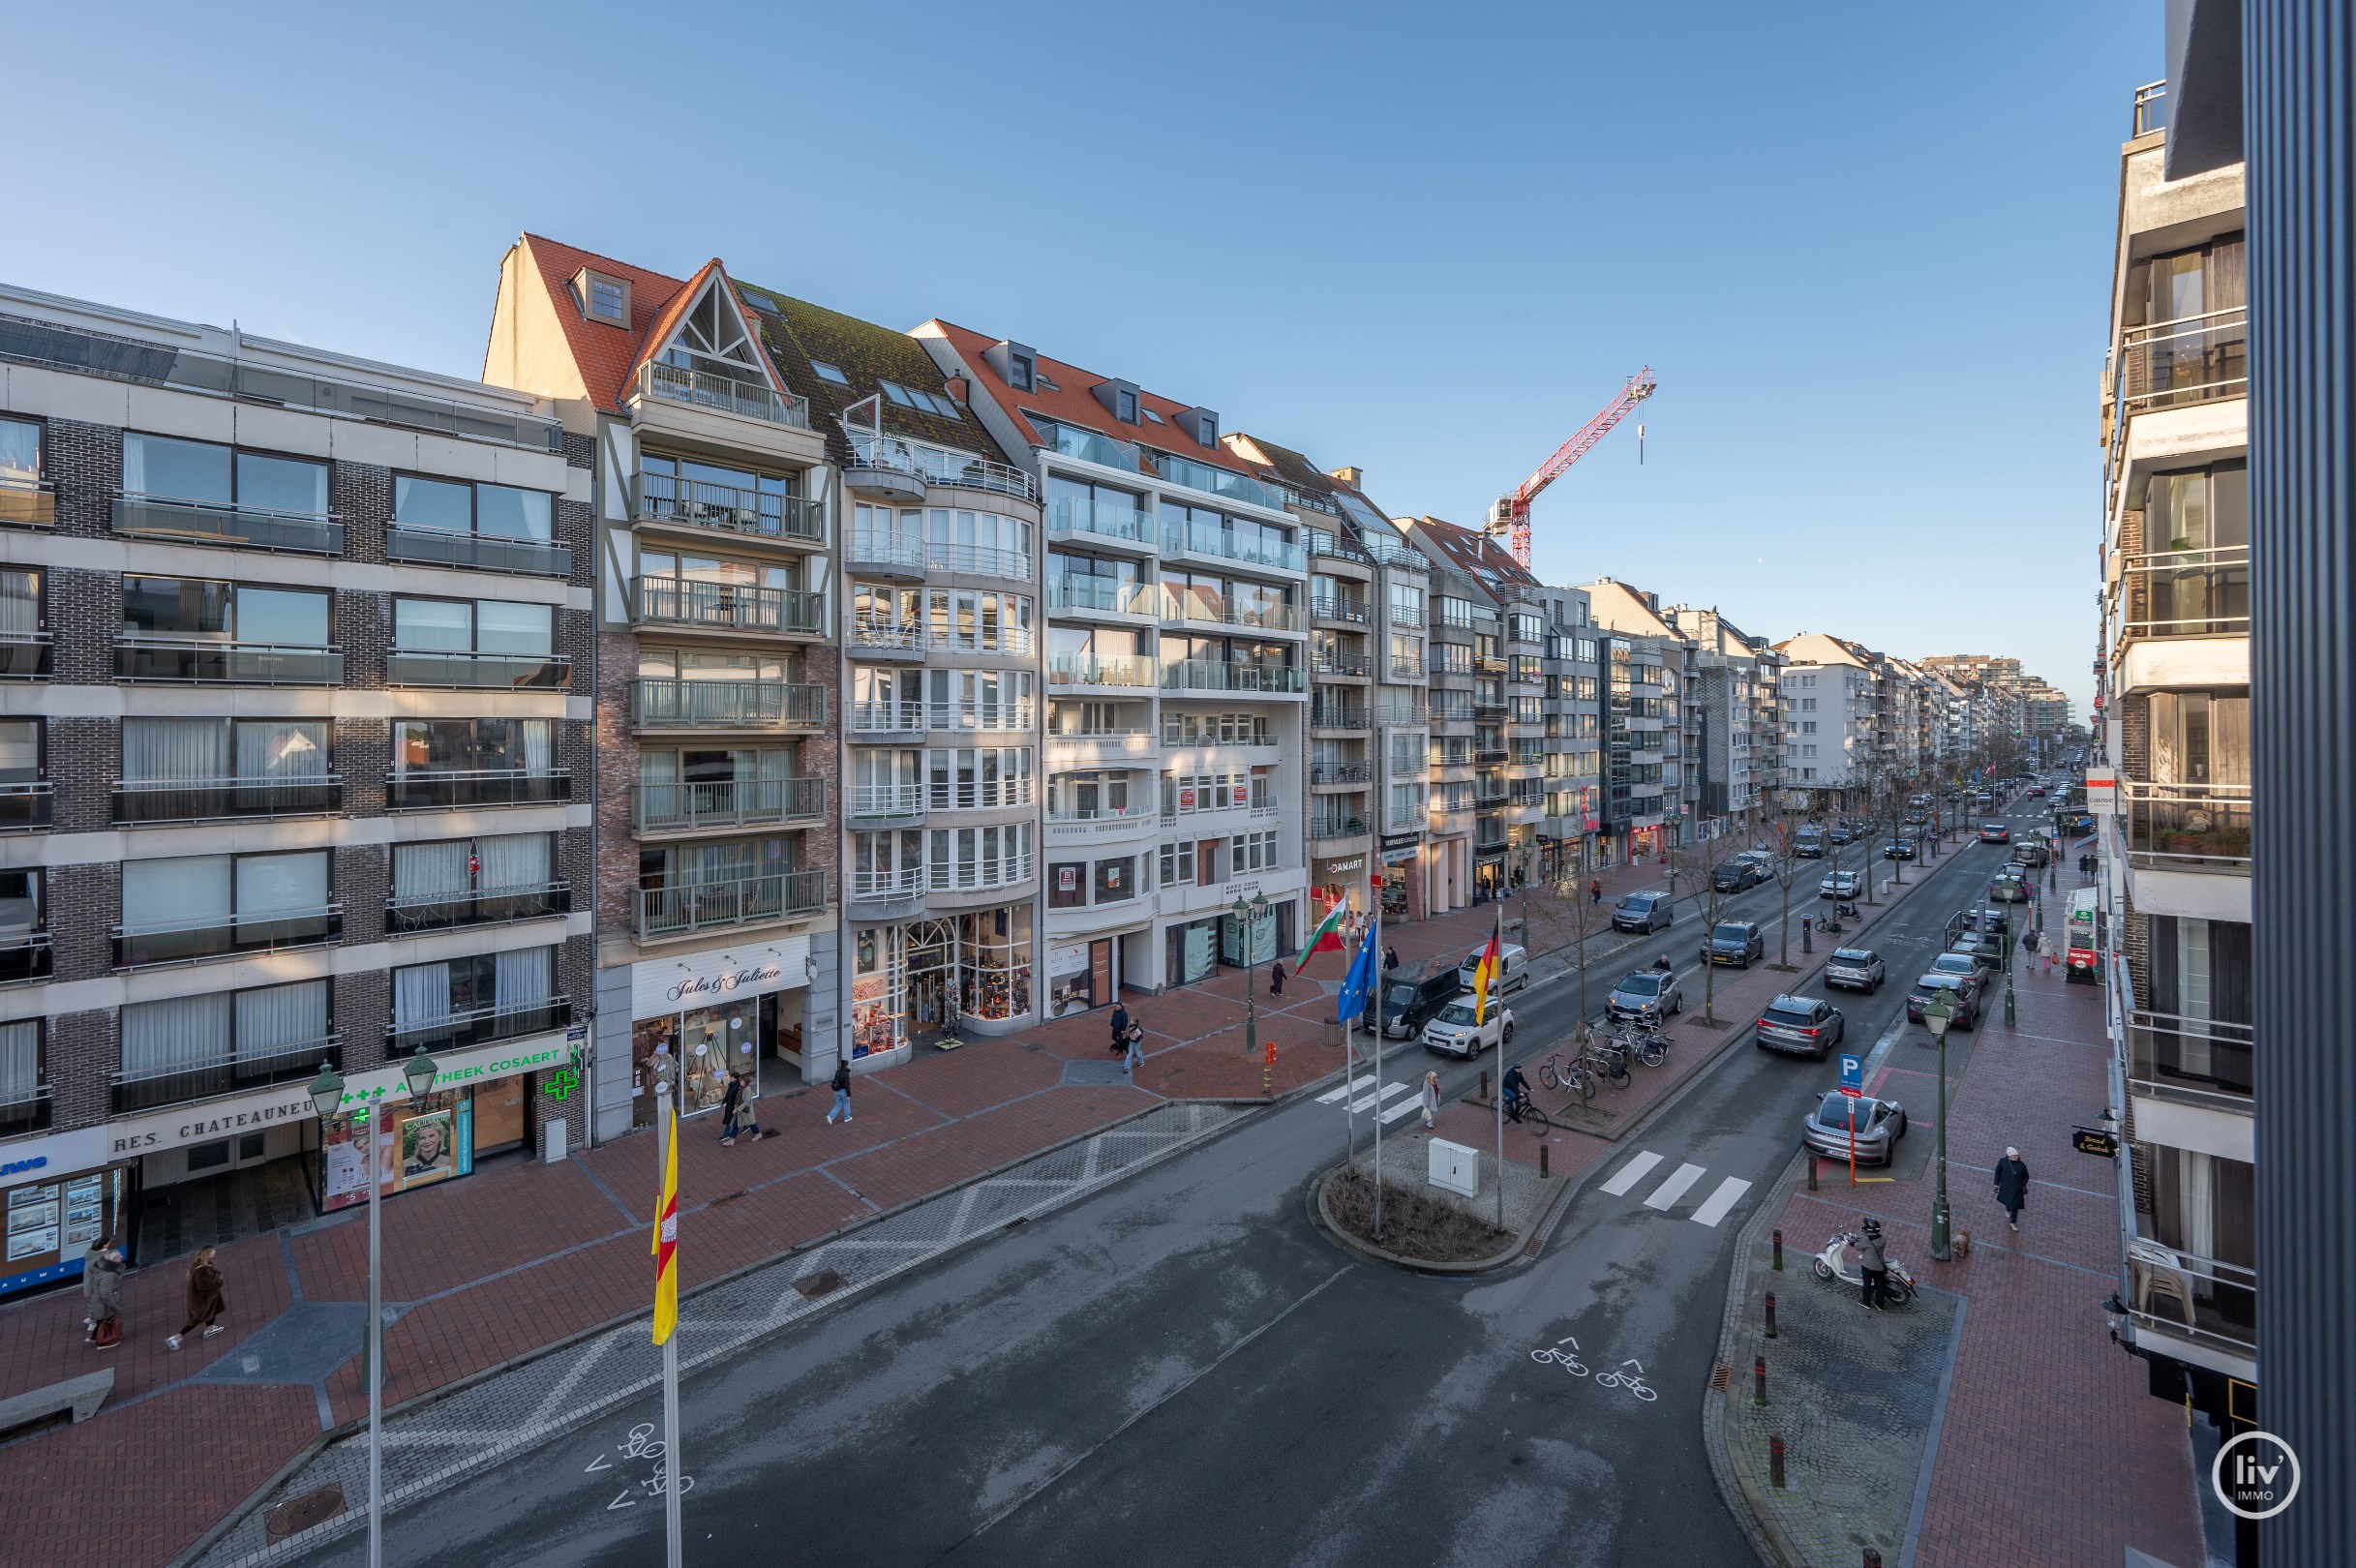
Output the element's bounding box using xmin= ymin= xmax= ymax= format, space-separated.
xmin=8 ymin=1186 xmax=59 ymax=1262
xmin=393 ymin=1108 xmax=457 ymax=1191
xmin=1047 ymin=943 xmax=1093 ymax=1016
xmin=322 ymin=1116 xmax=374 ymax=1212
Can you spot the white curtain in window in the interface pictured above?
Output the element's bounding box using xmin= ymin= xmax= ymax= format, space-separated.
xmin=393 ymin=962 xmax=451 ymax=1026
xmin=392 ymin=841 xmax=470 ymax=903
xmin=123 ymin=719 xmax=229 ymax=783
xmin=2181 ymin=1150 xmax=2217 ymax=1263
xmin=121 ymin=992 xmax=232 ymax=1076
xmin=522 ymin=720 xmax=553 ymax=774
xmin=237 ymin=721 xmax=329 ymax=781
xmin=0 ymin=1020 xmax=35 ymax=1101
xmin=494 ymin=945 xmax=553 ymax=1010
xmin=123 ymin=857 xmax=231 ymax=925
xmin=234 ymin=980 xmax=329 ymax=1064
xmin=0 ymin=572 xmax=37 ymax=638
xmin=235 ymin=852 xmax=328 ymax=917
xmin=2211 ymin=697 xmax=2250 ymax=788
xmin=477 ymin=833 xmax=549 ymax=892
xmin=2149 ymin=694 xmax=2181 ymax=785
xmin=639 ymin=751 xmax=680 ymax=788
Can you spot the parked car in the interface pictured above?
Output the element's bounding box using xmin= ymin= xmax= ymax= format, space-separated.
xmin=2011 ymin=842 xmax=2052 ymax=869
xmin=1801 ymin=1092 xmax=1909 ymax=1164
xmin=1827 ymin=823 xmax=1857 ymax=845
xmin=1882 ymin=839 xmax=1917 ymax=860
xmin=1607 ymin=970 xmax=1685 ymax=1023
xmin=1613 ymin=890 xmax=1676 ymax=934
xmin=1988 ymin=872 xmax=2030 ymax=904
xmin=1703 ymin=920 xmax=1765 ymax=967
xmin=1906 ymin=971 xmax=1982 ymax=1028
xmin=1819 ymin=870 xmax=1862 ymax=899
xmin=1902 ymin=811 xmax=1928 ymax=828
xmin=1378 ymin=963 xmax=1466 ymax=1040
xmin=2027 ymin=784 xmax=2047 ymax=798
xmin=1712 ymin=859 xmax=1760 ymax=893
xmin=1948 ymin=928 xmax=2007 ymax=963
xmin=1422 ymin=998 xmax=1514 ymax=1059
xmin=1929 ymin=949 xmax=1997 ymax=988
xmin=1457 ymin=942 xmax=1528 ymax=997
xmin=1824 ymin=948 xmax=1885 ymax=992
xmin=1756 ymin=995 xmax=1846 ymax=1058
xmin=1794 ymin=828 xmax=1827 ymax=859
xmin=1978 ymin=823 xmax=2011 ymax=843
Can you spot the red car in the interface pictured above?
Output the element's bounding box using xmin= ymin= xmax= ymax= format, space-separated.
xmin=1978 ymin=824 xmax=2011 ymax=843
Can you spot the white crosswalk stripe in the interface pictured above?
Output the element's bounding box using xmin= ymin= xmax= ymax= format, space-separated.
xmin=1599 ymin=1150 xmax=1663 ymax=1196
xmin=1601 ymin=1149 xmax=1754 ymax=1225
xmin=1348 ymin=1081 xmax=1413 ymax=1115
xmin=1316 ymin=1075 xmax=1375 ymax=1105
xmin=1689 ymin=1176 xmax=1753 ymax=1228
xmin=1377 ymin=1095 xmax=1425 ymax=1125
xmin=1643 ymin=1162 xmax=1707 ymax=1211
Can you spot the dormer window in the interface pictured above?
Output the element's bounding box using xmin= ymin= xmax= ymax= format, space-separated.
xmin=1116 ymin=389 xmax=1138 ymax=423
xmin=1195 ymin=413 xmax=1217 ymax=448
xmin=1009 ymin=352 xmax=1035 ymax=392
xmin=577 ymin=270 xmax=630 ymax=327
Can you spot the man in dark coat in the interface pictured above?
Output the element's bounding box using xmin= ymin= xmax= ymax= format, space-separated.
xmin=1993 ymin=1146 xmax=2031 ymax=1231
xmin=1858 ymin=1220 xmax=1889 ymax=1310
xmin=1269 ymin=960 xmax=1285 ymax=998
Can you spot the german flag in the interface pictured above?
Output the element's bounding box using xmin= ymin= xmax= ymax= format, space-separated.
xmin=650 ymin=1103 xmax=680 ymax=1344
xmin=1471 ymin=911 xmax=1503 ymax=1024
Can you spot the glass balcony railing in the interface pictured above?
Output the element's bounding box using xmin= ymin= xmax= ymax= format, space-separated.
xmin=0 ymin=1078 xmax=48 ymax=1136
xmin=634 ymin=578 xmax=826 ymax=636
xmin=386 ymin=523 xmax=572 ymax=578
xmin=0 ymin=930 xmax=51 ymax=985
xmin=633 ymin=471 xmax=826 ymax=547
xmin=0 ymin=781 xmax=52 ymax=830
xmin=115 ymin=638 xmax=342 ymax=685
xmin=1161 ymin=661 xmax=1305 ymax=695
xmin=1165 ymin=595 xmax=1306 ymax=633
xmin=1040 ymin=421 xmax=1141 ymax=472
xmin=389 ymin=998 xmax=572 ymax=1055
xmin=386 ymin=882 xmax=571 ymax=936
xmin=2121 ymin=779 xmax=2251 ymax=870
xmin=112 ymin=775 xmax=343 ymax=825
xmin=636 ymin=362 xmax=808 ymax=428
xmin=110 ymin=1037 xmax=341 ymax=1116
xmin=636 ymin=776 xmax=826 ymax=834
xmin=1050 ymin=654 xmax=1158 ymax=688
xmin=633 ymin=678 xmax=828 ymax=731
xmin=384 ymin=769 xmax=570 ymax=811
xmin=637 ymin=869 xmax=827 ymax=939
xmin=387 ymin=649 xmax=571 ymax=689
xmin=1045 ymin=496 xmax=1150 ymax=545
xmin=1147 ymin=450 xmax=1286 ymax=513
xmin=0 ymin=477 xmax=55 ymax=528
xmin=114 ymin=495 xmax=343 ymax=555
xmin=1311 ymin=595 xmax=1371 ymax=625
xmin=114 ymin=904 xmax=341 ymax=969
xmin=1159 ymin=522 xmax=1305 ymax=573
xmin=1047 ymin=580 xmax=1158 ymax=617
xmin=2116 ymin=546 xmax=2250 ymax=643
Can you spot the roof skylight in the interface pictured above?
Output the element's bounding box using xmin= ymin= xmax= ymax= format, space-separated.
xmin=810 ymin=361 xmax=849 ymax=384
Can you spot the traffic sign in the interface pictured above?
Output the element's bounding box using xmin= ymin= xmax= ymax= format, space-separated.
xmin=1838 ymin=1053 xmax=1863 ymax=1098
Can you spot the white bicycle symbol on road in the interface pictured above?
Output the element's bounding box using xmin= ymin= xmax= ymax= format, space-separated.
xmin=1529 ymin=1339 xmax=1656 ymax=1402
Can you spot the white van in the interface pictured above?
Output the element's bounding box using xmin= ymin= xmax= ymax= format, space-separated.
xmin=1457 ymin=943 xmax=1528 ymax=998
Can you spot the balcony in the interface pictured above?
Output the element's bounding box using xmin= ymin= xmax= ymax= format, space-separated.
xmin=387 ymin=649 xmax=571 ymax=690
xmin=386 ymin=523 xmax=572 ymax=578
xmin=845 ymin=528 xmax=929 ymax=579
xmin=1310 ymin=762 xmax=1371 ymax=786
xmin=1311 ymin=595 xmax=1371 ymax=625
xmin=1040 ymin=421 xmax=1141 ymax=472
xmin=2131 ymin=79 xmax=2167 ymax=137
xmin=386 ymin=882 xmax=571 ymax=936
xmin=848 ymin=699 xmax=925 ymax=737
xmin=848 ymin=617 xmax=925 ymax=657
xmin=1362 ymin=532 xmax=1429 ymax=572
xmin=1048 ymin=580 xmax=1158 ymax=618
xmin=637 ymin=362 xmax=807 ymax=428
xmin=636 ymin=776 xmax=827 ymax=834
xmin=0 ymin=929 xmax=50 ymax=985
xmin=2128 ymin=1238 xmax=2254 ymax=1359
xmin=850 ymin=783 xmax=924 ymax=821
xmin=633 ymin=471 xmax=826 ymax=549
xmin=384 ymin=769 xmax=570 ymax=811
xmin=1164 ymin=595 xmax=1307 ymax=634
xmin=1161 ymin=661 xmax=1305 ymax=695
xmin=924 ymin=541 xmax=1035 ymax=582
xmin=2127 ymin=1007 xmax=2251 ymax=1108
xmin=2121 ymin=779 xmax=2250 ymax=870
xmin=111 ymin=775 xmax=344 ymax=825
xmin=388 ymin=998 xmax=572 ymax=1056
xmin=1390 ymin=657 xmax=1427 ymax=680
xmin=844 ymin=437 xmax=1042 ymax=506
xmin=115 ymin=638 xmax=343 ymax=685
xmin=850 ymin=866 xmax=925 ymax=909
xmin=1049 ymin=654 xmax=1158 ymax=689
xmin=1045 ymin=804 xmax=1158 ymax=843
xmin=0 ymin=1079 xmax=47 ymax=1136
xmin=1310 ymin=703 xmax=1368 ymax=731
xmin=0 ymin=477 xmax=54 ymax=528
xmin=637 ymin=869 xmax=828 ymax=940
xmin=2112 ymin=546 xmax=2250 ymax=692
xmin=1313 ymin=653 xmax=1371 ymax=678
xmin=2117 ymin=309 xmax=2247 ymax=416
xmin=110 ymin=1036 xmax=342 ymax=1116
xmin=1310 ymin=814 xmax=1370 ymax=842
xmin=633 ymin=678 xmax=828 ymax=732
xmin=634 ymin=577 xmax=827 ymax=637
xmin=1146 ymin=450 xmax=1287 ymax=514
xmin=1429 ymin=803 xmax=1474 ymax=835
xmin=1306 ymin=529 xmax=1372 ymax=566
xmin=1379 ymin=702 xmax=1430 ymax=726
xmin=114 ymin=495 xmax=342 ymax=556
xmin=0 ymin=781 xmax=52 ymax=830
xmin=1160 ymin=521 xmax=1305 ymax=574
xmin=1045 ymin=498 xmax=1153 ymax=550
xmin=113 ymin=904 xmax=341 ymax=970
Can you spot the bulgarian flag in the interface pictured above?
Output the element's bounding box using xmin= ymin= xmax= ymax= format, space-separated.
xmin=1295 ymin=895 xmax=1348 ymax=970
xmin=1471 ymin=911 xmax=1504 ymax=1024
xmin=650 ymin=1103 xmax=680 ymax=1345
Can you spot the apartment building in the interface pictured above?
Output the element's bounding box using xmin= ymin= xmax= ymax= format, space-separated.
xmin=1394 ymin=527 xmax=1482 ymax=913
xmin=1670 ymin=606 xmax=1778 ymax=832
xmin=1535 ymin=587 xmax=1603 ymax=883
xmin=0 ymin=284 xmax=594 ymax=1294
xmin=483 ymin=237 xmax=837 ymax=1137
xmin=916 ymin=326 xmax=1308 ymax=1006
xmin=1773 ymin=632 xmax=1881 ymax=808
xmin=1580 ymin=578 xmax=1694 ymax=850
xmin=2093 ymin=68 xmax=2253 ymax=1432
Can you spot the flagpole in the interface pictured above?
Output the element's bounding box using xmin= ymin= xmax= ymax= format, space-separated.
xmin=1494 ymin=908 xmax=1505 ymax=1227
xmin=656 ymin=1098 xmax=683 ymax=1568
xmin=1373 ymin=898 xmax=1385 ymax=1240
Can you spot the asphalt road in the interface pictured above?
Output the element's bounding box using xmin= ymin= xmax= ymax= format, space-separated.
xmin=298 ymin=800 xmax=2049 ymax=1568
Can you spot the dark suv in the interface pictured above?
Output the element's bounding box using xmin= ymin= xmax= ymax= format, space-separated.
xmin=1703 ymin=921 xmax=1765 ymax=967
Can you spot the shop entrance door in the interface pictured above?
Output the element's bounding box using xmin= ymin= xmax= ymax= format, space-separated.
xmin=906 ymin=918 xmax=956 ymax=1044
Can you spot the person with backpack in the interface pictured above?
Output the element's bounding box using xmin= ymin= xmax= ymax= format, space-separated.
xmin=827 ymin=1056 xmax=853 ymax=1125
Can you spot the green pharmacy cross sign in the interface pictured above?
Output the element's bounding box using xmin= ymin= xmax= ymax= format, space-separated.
xmin=541 ymin=1041 xmax=585 ymax=1101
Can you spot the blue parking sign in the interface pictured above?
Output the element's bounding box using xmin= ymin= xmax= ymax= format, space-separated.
xmin=1838 ymin=1053 xmax=1863 ymax=1098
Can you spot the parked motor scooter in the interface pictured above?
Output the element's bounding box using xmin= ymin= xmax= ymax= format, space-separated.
xmin=1833 ymin=899 xmax=1861 ymax=920
xmin=1811 ymin=1231 xmax=1917 ymax=1308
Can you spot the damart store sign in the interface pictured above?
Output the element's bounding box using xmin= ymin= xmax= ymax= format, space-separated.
xmin=630 ymin=934 xmax=810 ymax=1019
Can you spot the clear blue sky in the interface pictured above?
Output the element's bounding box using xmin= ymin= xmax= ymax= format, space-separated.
xmin=6 ymin=1 xmax=2157 ymax=713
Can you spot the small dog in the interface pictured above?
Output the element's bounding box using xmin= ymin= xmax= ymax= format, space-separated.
xmin=1952 ymin=1228 xmax=1974 ymax=1261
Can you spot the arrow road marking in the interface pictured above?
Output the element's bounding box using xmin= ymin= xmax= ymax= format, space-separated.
xmin=584 ymin=1453 xmax=612 ymax=1473
xmin=1643 ymin=1162 xmax=1707 ymax=1211
xmin=1556 ymin=1336 xmax=1579 ymax=1348
xmin=1600 ymin=1150 xmax=1663 ymax=1196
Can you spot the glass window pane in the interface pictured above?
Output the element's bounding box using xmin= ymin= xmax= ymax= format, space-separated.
xmin=123 ymin=435 xmax=231 ymax=505
xmin=235 ymin=453 xmax=328 ymax=516
xmin=0 ymin=419 xmax=38 ymax=484
xmin=123 ymin=577 xmax=230 ymax=638
xmin=394 ymin=475 xmax=472 ymax=532
xmin=235 ymin=851 xmax=328 ymax=915
xmin=395 ymin=598 xmax=472 ymax=651
xmin=125 ymin=855 xmax=231 ymax=920
xmin=477 ymin=600 xmax=553 ymax=655
xmin=476 ymin=485 xmax=554 ymax=542
xmin=235 ymin=587 xmax=329 ymax=646
xmin=0 ymin=720 xmax=36 ymax=780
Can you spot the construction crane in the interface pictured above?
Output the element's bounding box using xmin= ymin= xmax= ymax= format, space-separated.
xmin=1486 ymin=366 xmax=1658 ymax=569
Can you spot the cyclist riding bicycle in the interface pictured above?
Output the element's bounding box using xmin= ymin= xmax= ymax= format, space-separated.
xmin=1502 ymin=1062 xmax=1531 ymax=1118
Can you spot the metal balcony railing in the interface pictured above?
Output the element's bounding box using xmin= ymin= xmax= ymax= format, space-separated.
xmin=2132 ymin=79 xmax=2167 ymax=137
xmin=848 ymin=617 xmax=924 ymax=652
xmin=1362 ymin=532 xmax=1428 ymax=571
xmin=110 ymin=1036 xmax=341 ymax=1116
xmin=1162 ymin=662 xmax=1305 ymax=694
xmin=2114 ymin=546 xmax=2250 ymax=644
xmin=1390 ymin=657 xmax=1427 ymax=680
xmin=1314 ymin=653 xmax=1371 ymax=678
xmin=113 ymin=494 xmax=343 ymax=555
xmin=633 ymin=470 xmax=826 ymax=546
xmin=637 ymin=869 xmax=827 ymax=939
xmin=2117 ymin=308 xmax=2247 ymax=414
xmin=845 ymin=437 xmax=1041 ymax=503
xmin=850 ymin=783 xmax=925 ymax=819
xmin=634 ymin=577 xmax=826 ymax=636
xmin=852 ymin=866 xmax=924 ymax=901
xmin=1311 ymin=704 xmax=1368 ymax=729
xmin=2127 ymin=1006 xmax=2252 ymax=1107
xmin=115 ymin=638 xmax=343 ymax=685
xmin=113 ymin=904 xmax=342 ymax=969
xmin=1311 ymin=595 xmax=1371 ymax=624
xmin=637 ymin=362 xmax=808 ymax=427
xmin=112 ymin=775 xmax=343 ymax=825
xmin=845 ymin=529 xmax=929 ymax=573
xmin=385 ymin=523 xmax=572 ymax=578
xmin=924 ymin=542 xmax=1035 ymax=581
xmin=1050 ymin=654 xmax=1158 ymax=688
xmin=1310 ymin=815 xmax=1370 ymax=841
xmin=0 ymin=780 xmax=53 ymax=830
xmin=0 ymin=477 xmax=55 ymax=528
xmin=389 ymin=998 xmax=572 ymax=1054
xmin=1306 ymin=528 xmax=1370 ymax=563
xmin=386 ymin=882 xmax=571 ymax=936
xmin=384 ymin=769 xmax=570 ymax=811
xmin=927 ymin=780 xmax=1036 ymax=810
xmin=633 ymin=678 xmax=828 ymax=731
xmin=636 ymin=776 xmax=826 ymax=833
xmin=0 ymin=1079 xmax=48 ymax=1135
xmin=1311 ymin=762 xmax=1371 ymax=785
xmin=924 ymin=854 xmax=1035 ymax=894
xmin=2121 ymin=778 xmax=2251 ymax=869
xmin=387 ymin=649 xmax=572 ymax=689
xmin=2127 ymin=1238 xmax=2253 ymax=1355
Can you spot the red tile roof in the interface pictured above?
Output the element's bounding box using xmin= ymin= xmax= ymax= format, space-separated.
xmin=1409 ymin=514 xmax=1536 ymax=588
xmin=513 ymin=236 xmax=789 ymax=415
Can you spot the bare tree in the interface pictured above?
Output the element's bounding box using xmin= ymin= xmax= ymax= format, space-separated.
xmin=1536 ymin=851 xmax=1609 ymax=1042
xmin=1767 ymin=814 xmax=1804 ymax=968
xmin=1670 ymin=828 xmax=1742 ymax=1024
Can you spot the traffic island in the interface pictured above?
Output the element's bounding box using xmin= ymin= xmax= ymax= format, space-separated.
xmin=1312 ymin=1131 xmax=1565 ymax=1274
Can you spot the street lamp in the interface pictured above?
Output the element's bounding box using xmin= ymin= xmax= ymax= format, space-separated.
xmin=312 ymin=1046 xmax=438 ymax=1568
xmin=1923 ymin=996 xmax=1953 ymax=1261
xmin=1232 ymin=890 xmax=1271 ymax=1059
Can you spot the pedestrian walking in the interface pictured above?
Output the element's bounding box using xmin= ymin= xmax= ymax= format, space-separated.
xmin=719 ymin=1070 xmax=746 ymax=1145
xmin=1269 ymin=959 xmax=1285 ymax=998
xmin=1124 ymin=1019 xmax=1144 ymax=1075
xmin=80 ymin=1239 xmax=123 ymax=1346
xmin=1383 ymin=945 xmax=1400 ymax=973
xmin=721 ymin=1070 xmax=765 ymax=1143
xmin=1420 ymin=1070 xmax=1440 ymax=1130
xmin=1993 ymin=1146 xmax=2031 ymax=1231
xmin=827 ymin=1055 xmax=853 ymax=1124
xmin=1589 ymin=879 xmax=1603 ymax=906
xmin=1108 ymin=1000 xmax=1131 ymax=1057
xmin=166 ymin=1247 xmax=226 ymax=1350
xmin=1858 ymin=1220 xmax=1889 ymax=1310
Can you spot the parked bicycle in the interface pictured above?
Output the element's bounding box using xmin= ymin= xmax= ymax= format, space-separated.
xmin=1582 ymin=1041 xmax=1632 ymax=1092
xmin=1614 ymin=1024 xmax=1671 ymax=1069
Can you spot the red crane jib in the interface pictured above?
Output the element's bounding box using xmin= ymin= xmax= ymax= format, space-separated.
xmin=1495 ymin=366 xmax=1657 ymax=567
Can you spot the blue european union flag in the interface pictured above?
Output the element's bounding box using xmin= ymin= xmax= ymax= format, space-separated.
xmin=1336 ymin=922 xmax=1380 ymax=1026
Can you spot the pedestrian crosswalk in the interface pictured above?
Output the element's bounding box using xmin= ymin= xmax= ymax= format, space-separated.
xmin=1599 ymin=1147 xmax=1754 ymax=1228
xmin=1315 ymin=1075 xmax=1428 ymax=1125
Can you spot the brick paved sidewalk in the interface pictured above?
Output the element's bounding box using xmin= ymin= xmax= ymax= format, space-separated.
xmin=1716 ymin=948 xmax=2207 ymax=1567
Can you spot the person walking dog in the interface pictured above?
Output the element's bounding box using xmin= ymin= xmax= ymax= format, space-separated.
xmin=1993 ymin=1146 xmax=2031 ymax=1231
xmin=166 ymin=1247 xmax=226 ymax=1350
xmin=827 ymin=1055 xmax=854 ymax=1124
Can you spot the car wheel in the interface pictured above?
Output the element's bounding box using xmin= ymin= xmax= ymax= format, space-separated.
xmin=1503 ymin=1020 xmax=1515 ymax=1043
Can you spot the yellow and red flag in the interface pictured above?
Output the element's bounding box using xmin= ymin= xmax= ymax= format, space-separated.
xmin=1471 ymin=912 xmax=1503 ymax=1024
xmin=650 ymin=1103 xmax=680 ymax=1344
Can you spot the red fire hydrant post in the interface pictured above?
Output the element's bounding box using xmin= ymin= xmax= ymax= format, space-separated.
xmin=1772 ymin=1228 xmax=1783 ymax=1271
